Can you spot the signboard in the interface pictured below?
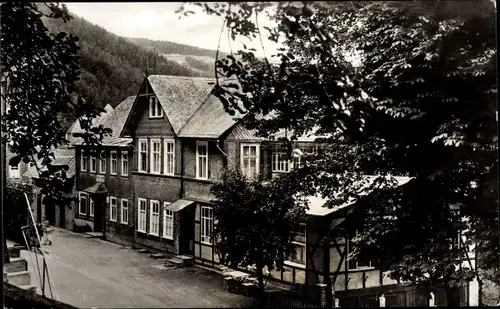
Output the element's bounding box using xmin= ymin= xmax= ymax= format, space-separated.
xmin=96 ymin=175 xmax=105 ymax=183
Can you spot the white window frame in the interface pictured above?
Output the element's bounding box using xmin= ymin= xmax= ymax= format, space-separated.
xmin=150 ymin=139 xmax=161 ymax=174
xmin=196 ymin=141 xmax=208 ymax=180
xmin=121 ymin=198 xmax=128 ymax=224
xmin=288 ymin=223 xmax=306 ymax=265
xmin=272 ymin=146 xmax=291 ymax=173
xmin=149 ymin=200 xmax=160 ymax=236
xmin=240 ymin=143 xmax=260 ymax=179
xmin=137 ymin=198 xmax=147 ymax=233
xmin=99 ymin=155 xmax=106 ymax=175
xmin=90 ymin=156 xmax=97 ymax=173
xmin=89 ymin=197 xmax=94 ymax=217
xmin=163 ymin=202 xmax=174 ymax=239
xmin=347 ymin=230 xmax=376 ymax=270
xmin=81 ymin=151 xmax=88 ymax=172
xmin=138 ymin=139 xmax=148 ymax=173
xmin=9 ymin=163 xmax=20 ymax=179
xmin=164 ymin=139 xmax=175 ymax=176
xmin=110 ymin=150 xmax=118 ymax=175
xmin=109 ymin=196 xmax=118 ymax=222
xmin=79 ymin=192 xmax=88 ymax=215
xmin=121 ymin=151 xmax=129 ymax=176
xmin=148 ymin=96 xmax=163 ymax=118
xmin=201 ymin=206 xmax=213 ymax=245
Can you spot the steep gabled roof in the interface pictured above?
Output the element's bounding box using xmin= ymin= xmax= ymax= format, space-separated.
xmin=147 ymin=75 xmax=216 ymax=134
xmin=73 ymin=96 xmax=135 ymax=147
xmin=177 ymin=94 xmax=245 ymax=138
xmin=69 ymin=104 xmax=114 ymax=135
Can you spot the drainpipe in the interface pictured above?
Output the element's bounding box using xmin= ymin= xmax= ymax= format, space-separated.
xmin=131 ymin=147 xmax=137 ymax=249
xmin=180 ymin=140 xmax=184 ymax=199
xmin=216 ymin=139 xmax=232 ymax=169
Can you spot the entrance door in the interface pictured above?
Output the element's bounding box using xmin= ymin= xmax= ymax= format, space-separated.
xmin=45 ymin=202 xmax=56 ymax=226
xmin=179 ymin=206 xmax=195 ymax=255
xmin=93 ymin=194 xmax=105 ymax=233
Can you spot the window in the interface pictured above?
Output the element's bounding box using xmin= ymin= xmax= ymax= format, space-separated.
xmin=137 ymin=198 xmax=147 ymax=233
xmin=81 ymin=151 xmax=88 ymax=172
xmin=89 ymin=197 xmax=94 ymax=217
xmin=110 ymin=151 xmax=118 ymax=175
xmin=79 ymin=192 xmax=88 ymax=215
xmin=450 ymin=211 xmax=461 ymax=250
xmin=121 ymin=199 xmax=128 ymax=224
xmin=347 ymin=230 xmax=376 ymax=270
xmin=164 ymin=139 xmax=175 ymax=175
xmin=149 ymin=200 xmax=160 ymax=236
xmin=241 ymin=144 xmax=260 ymax=178
xmin=9 ymin=164 xmax=20 ymax=179
xmin=149 ymin=96 xmax=163 ymax=118
xmin=150 ymin=139 xmax=161 ymax=174
xmin=163 ymin=203 xmax=174 ymax=239
xmin=138 ymin=139 xmax=148 ymax=172
xmin=109 ymin=196 xmax=117 ymax=222
xmin=289 ymin=224 xmax=306 ymax=265
xmin=201 ymin=206 xmax=213 ymax=245
xmin=121 ymin=151 xmax=129 ymax=176
xmin=90 ymin=156 xmax=97 ymax=173
xmin=196 ymin=141 xmax=208 ymax=179
xmin=272 ymin=146 xmax=290 ymax=173
xmin=99 ymin=155 xmax=106 ymax=174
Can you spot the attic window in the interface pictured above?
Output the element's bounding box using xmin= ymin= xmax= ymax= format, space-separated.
xmin=149 ymin=96 xmax=163 ymax=118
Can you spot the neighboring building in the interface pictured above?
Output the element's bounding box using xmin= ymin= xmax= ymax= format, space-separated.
xmin=73 ymin=97 xmax=134 ymax=235
xmin=6 ymin=148 xmax=33 ymax=184
xmin=23 ymin=148 xmax=77 ymax=230
xmin=73 ymin=75 xmax=478 ymax=306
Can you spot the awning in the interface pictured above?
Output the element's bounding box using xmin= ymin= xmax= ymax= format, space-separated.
xmin=165 ymin=199 xmax=195 ymax=212
xmin=83 ymin=183 xmax=108 ymax=194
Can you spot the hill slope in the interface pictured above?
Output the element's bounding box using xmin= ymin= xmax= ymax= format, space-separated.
xmin=126 ymin=37 xmax=227 ymax=77
xmin=40 ymin=5 xmax=203 ymax=120
xmin=126 ymin=37 xmax=225 ymax=58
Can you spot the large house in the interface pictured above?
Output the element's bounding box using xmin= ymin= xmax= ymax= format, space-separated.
xmin=73 ymin=75 xmax=478 ymax=307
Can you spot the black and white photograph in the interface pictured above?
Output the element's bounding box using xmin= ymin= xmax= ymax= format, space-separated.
xmin=1 ymin=1 xmax=498 ymax=308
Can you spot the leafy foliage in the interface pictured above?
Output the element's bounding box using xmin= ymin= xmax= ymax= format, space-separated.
xmin=211 ymin=169 xmax=307 ymax=293
xmin=181 ymin=0 xmax=498 ymax=294
xmin=1 ymin=3 xmax=109 ymax=225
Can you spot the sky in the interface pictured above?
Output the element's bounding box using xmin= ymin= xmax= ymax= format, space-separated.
xmin=64 ymin=2 xmax=280 ymax=58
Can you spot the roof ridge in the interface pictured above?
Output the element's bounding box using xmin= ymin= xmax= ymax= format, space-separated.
xmin=148 ymin=74 xmax=216 ymax=80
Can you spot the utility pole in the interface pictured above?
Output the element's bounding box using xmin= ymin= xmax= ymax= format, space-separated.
xmin=153 ymin=48 xmax=156 ymax=75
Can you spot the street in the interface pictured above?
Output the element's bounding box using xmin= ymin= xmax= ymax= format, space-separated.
xmin=21 ymin=228 xmax=255 ymax=308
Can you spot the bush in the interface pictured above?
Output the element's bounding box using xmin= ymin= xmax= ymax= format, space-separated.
xmin=4 ymin=187 xmax=33 ymax=245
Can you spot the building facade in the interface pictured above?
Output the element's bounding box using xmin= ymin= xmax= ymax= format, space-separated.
xmin=73 ymin=75 xmax=478 ymax=306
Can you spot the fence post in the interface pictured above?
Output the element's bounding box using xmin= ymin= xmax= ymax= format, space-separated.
xmin=317 ymin=283 xmax=328 ymax=308
xmin=334 ymin=297 xmax=340 ymax=307
xmin=429 ymin=292 xmax=436 ymax=307
xmin=379 ymin=294 xmax=386 ymax=307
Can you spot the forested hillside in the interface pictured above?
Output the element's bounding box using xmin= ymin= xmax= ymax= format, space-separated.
xmin=39 ymin=4 xmax=203 ymax=129
xmin=127 ymin=37 xmax=224 ymax=58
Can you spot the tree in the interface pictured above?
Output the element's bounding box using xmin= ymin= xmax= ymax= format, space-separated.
xmin=211 ymin=169 xmax=307 ymax=301
xmin=1 ymin=2 xmax=110 ymax=265
xmin=179 ymin=0 xmax=498 ymax=304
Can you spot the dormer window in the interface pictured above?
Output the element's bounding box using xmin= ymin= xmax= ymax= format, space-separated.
xmin=149 ymin=96 xmax=163 ymax=118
